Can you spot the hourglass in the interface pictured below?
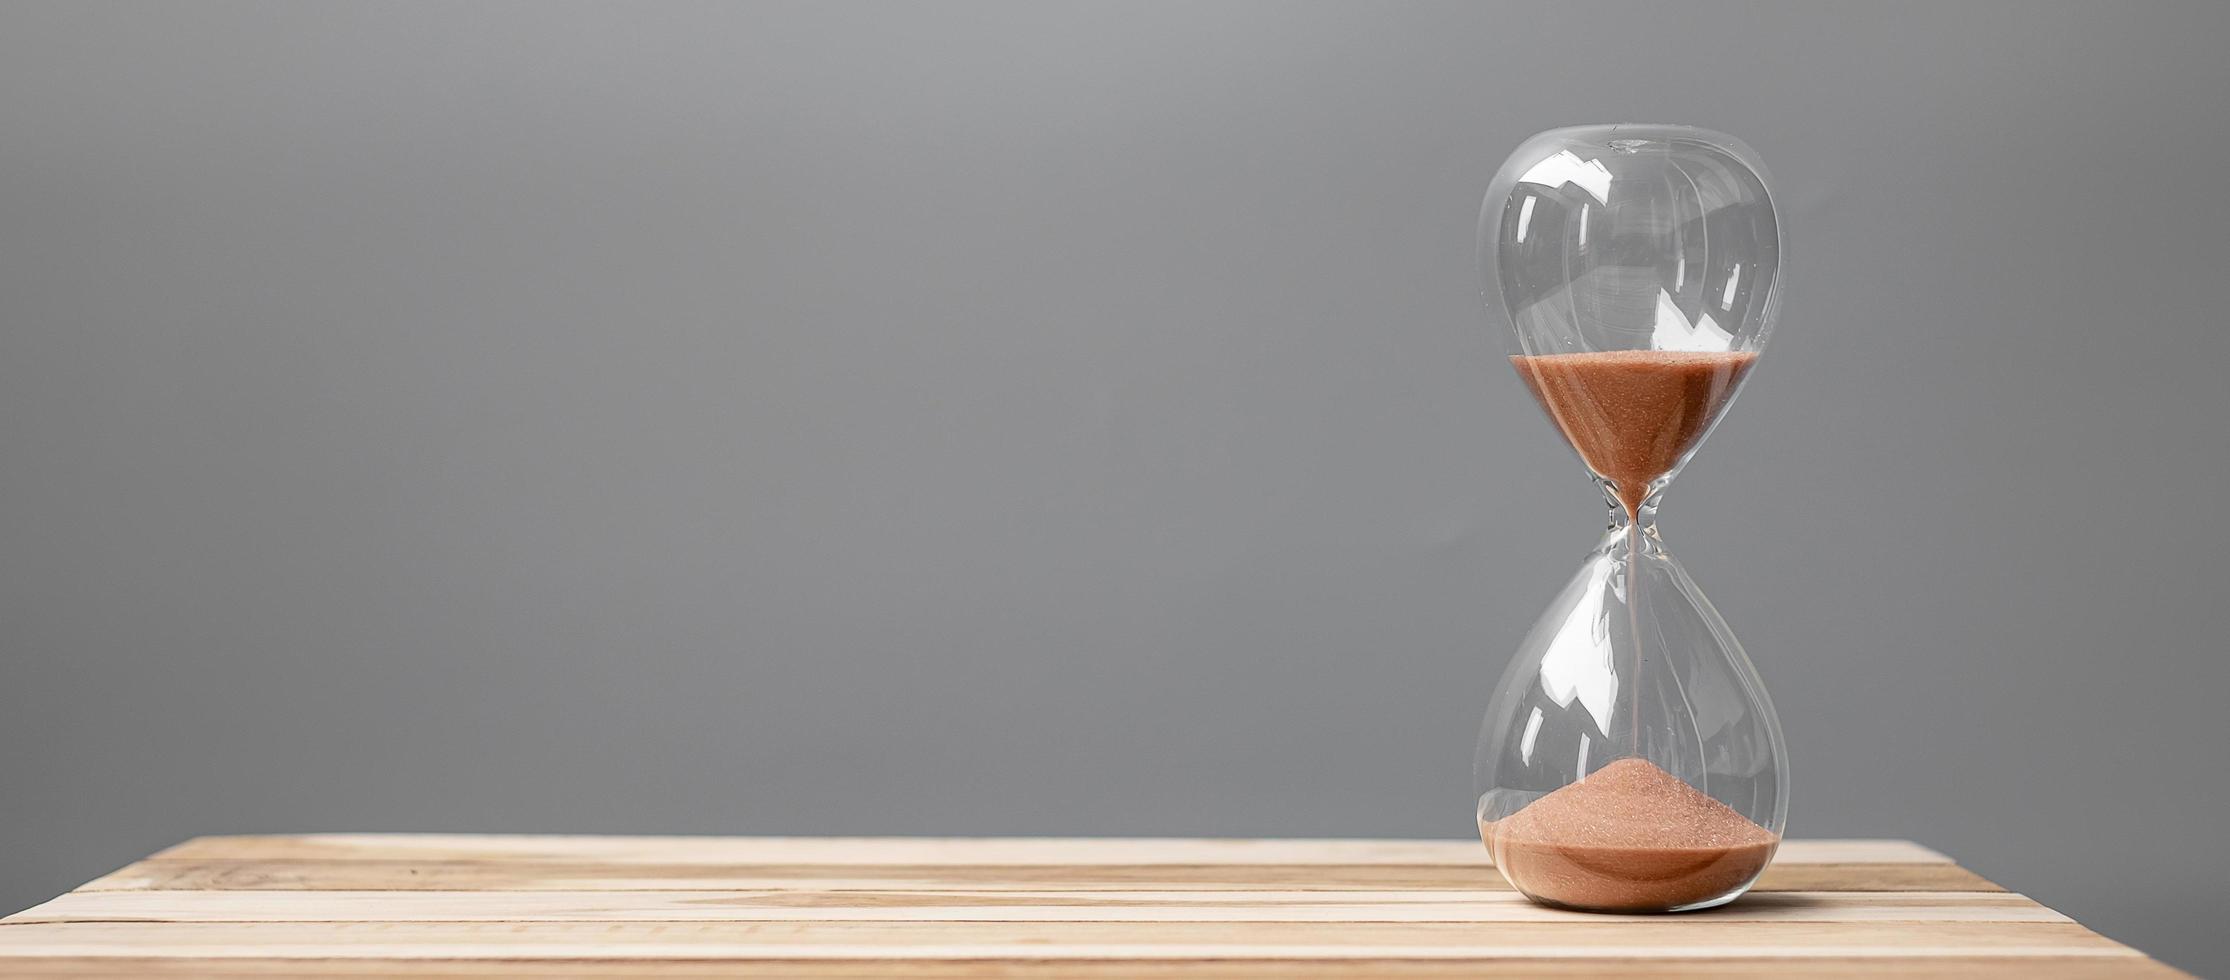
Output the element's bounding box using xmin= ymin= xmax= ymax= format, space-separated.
xmin=1473 ymin=125 xmax=1788 ymax=912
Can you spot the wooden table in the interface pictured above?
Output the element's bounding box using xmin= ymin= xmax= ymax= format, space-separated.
xmin=0 ymin=835 xmax=2178 ymax=977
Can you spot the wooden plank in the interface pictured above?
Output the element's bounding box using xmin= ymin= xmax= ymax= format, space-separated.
xmin=0 ymin=837 xmax=2174 ymax=978
xmin=0 ymin=920 xmax=2140 ymax=958
xmin=0 ymin=955 xmax=2189 ymax=978
xmin=78 ymin=860 xmax=2003 ymax=894
xmin=4 ymin=890 xmax=2060 ymax=925
xmin=146 ymin=836 xmax=1950 ymax=867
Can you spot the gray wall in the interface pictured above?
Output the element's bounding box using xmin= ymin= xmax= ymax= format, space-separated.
xmin=2 ymin=0 xmax=2224 ymax=972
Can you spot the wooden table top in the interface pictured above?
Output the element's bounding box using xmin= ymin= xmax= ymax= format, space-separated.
xmin=0 ymin=835 xmax=2179 ymax=977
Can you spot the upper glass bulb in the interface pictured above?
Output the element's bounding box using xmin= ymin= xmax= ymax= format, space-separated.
xmin=1480 ymin=125 xmax=1784 ymax=520
xmin=1483 ymin=124 xmax=1782 ymax=357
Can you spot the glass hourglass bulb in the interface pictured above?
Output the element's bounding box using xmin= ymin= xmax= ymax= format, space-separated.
xmin=1473 ymin=125 xmax=1789 ymax=913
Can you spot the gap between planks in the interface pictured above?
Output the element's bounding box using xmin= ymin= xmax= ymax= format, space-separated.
xmin=0 ymin=920 xmax=2139 ymax=958
xmin=144 ymin=836 xmax=1951 ymax=867
xmin=78 ymin=861 xmax=2003 ymax=894
xmin=0 ymin=957 xmax=2189 ymax=978
xmin=5 ymin=889 xmax=2054 ymax=925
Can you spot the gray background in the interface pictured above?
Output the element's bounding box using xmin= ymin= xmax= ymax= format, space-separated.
xmin=2 ymin=0 xmax=2225 ymax=973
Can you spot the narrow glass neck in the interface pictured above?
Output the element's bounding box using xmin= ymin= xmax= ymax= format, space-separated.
xmin=1603 ymin=477 xmax=1664 ymax=532
xmin=1598 ymin=513 xmax=1666 ymax=556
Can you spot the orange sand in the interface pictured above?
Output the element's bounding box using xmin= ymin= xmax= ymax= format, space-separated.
xmin=1482 ymin=758 xmax=1778 ymax=912
xmin=1511 ymin=350 xmax=1756 ymax=520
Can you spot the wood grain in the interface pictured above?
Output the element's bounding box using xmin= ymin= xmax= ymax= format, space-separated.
xmin=80 ymin=859 xmax=2002 ymax=894
xmin=0 ymin=836 xmax=2178 ymax=978
xmin=0 ymin=957 xmax=2189 ymax=978
xmin=9 ymin=890 xmax=2066 ymax=924
xmin=140 ymin=836 xmax=1950 ymax=865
